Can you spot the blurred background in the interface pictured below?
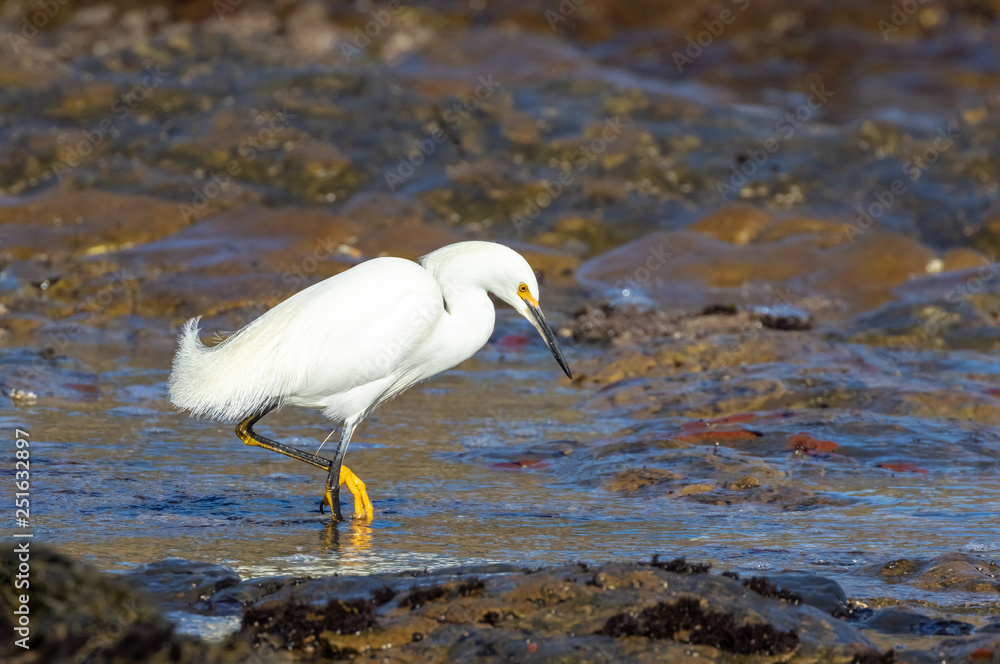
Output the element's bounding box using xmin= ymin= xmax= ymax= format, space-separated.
xmin=1 ymin=0 xmax=1000 ymax=645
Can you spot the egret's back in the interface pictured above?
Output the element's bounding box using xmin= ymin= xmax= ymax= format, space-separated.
xmin=168 ymin=257 xmax=444 ymax=422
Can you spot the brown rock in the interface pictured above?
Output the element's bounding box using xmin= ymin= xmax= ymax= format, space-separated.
xmin=689 ymin=204 xmax=774 ymax=245
xmin=910 ymin=556 xmax=1000 ymax=594
xmin=727 ymin=475 xmax=762 ymax=490
xmin=605 ymin=467 xmax=682 ymax=492
xmin=877 ymin=558 xmax=920 ymax=579
xmin=0 ymin=187 xmax=193 ymax=260
xmin=678 ymin=482 xmax=714 ymax=496
xmin=577 ymin=225 xmax=940 ymax=317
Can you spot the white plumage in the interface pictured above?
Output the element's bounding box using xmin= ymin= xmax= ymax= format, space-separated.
xmin=167 ymin=241 xmax=572 ymax=521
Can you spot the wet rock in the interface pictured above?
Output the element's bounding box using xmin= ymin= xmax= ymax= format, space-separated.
xmin=576 ymin=223 xmax=946 ymax=318
xmin=564 ymin=302 xmax=676 ymax=345
xmin=764 ymin=573 xmax=848 ymax=616
xmin=598 ymin=596 xmax=800 ymax=655
xmin=926 ymin=636 xmax=1000 ymax=664
xmin=237 ymin=560 xmax=881 ymax=662
xmin=604 ymin=467 xmax=682 ymax=492
xmin=677 ymin=481 xmax=715 ymax=496
xmin=871 ymin=555 xmax=1000 ymax=594
xmin=787 ymin=432 xmax=839 ymax=453
xmin=752 ymin=303 xmax=813 ymax=331
xmin=0 ymin=187 xmax=192 ymax=261
xmin=864 ymin=607 xmax=974 ymax=636
xmin=878 ymin=559 xmax=921 ymax=579
xmin=738 ymin=576 xmax=802 ymax=604
xmin=910 ymin=556 xmax=1000 ymax=594
xmin=684 ymin=483 xmax=853 ymax=509
xmin=197 ymin=575 xmax=309 ymax=616
xmin=847 ymin=262 xmax=1000 ymax=352
xmin=121 ymin=558 xmax=241 ymax=613
xmin=727 ymin=474 xmax=762 ymax=490
xmin=529 ymin=215 xmax=624 ymax=256
xmin=0 ymin=547 xmax=249 ymax=664
xmin=688 ymin=204 xmax=775 ymax=245
xmin=563 ymin=302 xmax=813 ymax=350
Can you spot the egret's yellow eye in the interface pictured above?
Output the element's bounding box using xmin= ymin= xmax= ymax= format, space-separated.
xmin=518 ymin=283 xmax=529 ymax=294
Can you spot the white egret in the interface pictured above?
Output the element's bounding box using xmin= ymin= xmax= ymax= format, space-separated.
xmin=168 ymin=241 xmax=572 ymax=521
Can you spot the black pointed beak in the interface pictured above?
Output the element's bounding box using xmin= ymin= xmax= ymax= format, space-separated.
xmin=526 ymin=301 xmax=573 ymax=380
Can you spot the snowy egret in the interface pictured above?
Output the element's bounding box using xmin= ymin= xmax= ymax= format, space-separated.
xmin=168 ymin=241 xmax=572 ymax=521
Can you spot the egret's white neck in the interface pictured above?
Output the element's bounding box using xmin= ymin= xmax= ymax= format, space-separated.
xmin=435 ymin=279 xmax=496 ymax=362
xmin=417 ymin=244 xmax=505 ymax=370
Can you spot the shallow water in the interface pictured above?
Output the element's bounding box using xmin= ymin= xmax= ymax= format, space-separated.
xmin=5 ymin=311 xmax=997 ymax=625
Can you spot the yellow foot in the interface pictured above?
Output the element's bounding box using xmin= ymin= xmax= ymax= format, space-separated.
xmin=322 ymin=464 xmax=373 ymax=521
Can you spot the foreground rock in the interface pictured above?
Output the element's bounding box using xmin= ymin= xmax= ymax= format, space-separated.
xmin=8 ymin=547 xmax=1000 ymax=663
xmin=0 ymin=548 xmax=256 ymax=664
xmin=236 ymin=559 xmax=877 ymax=663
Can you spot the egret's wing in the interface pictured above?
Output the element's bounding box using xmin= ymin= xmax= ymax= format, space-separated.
xmin=280 ymin=258 xmax=445 ymax=402
xmin=169 ymin=257 xmax=443 ymax=422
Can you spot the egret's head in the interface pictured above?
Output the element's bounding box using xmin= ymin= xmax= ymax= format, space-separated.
xmin=493 ymin=253 xmax=573 ymax=381
xmin=421 ymin=241 xmax=573 ymax=379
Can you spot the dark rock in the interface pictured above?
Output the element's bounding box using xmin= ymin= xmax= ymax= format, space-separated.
xmin=649 ymin=557 xmax=710 ymax=575
xmin=235 ymin=559 xmax=878 ymax=662
xmin=565 ymin=302 xmax=676 ymax=344
xmin=702 ymin=304 xmax=738 ymax=316
xmin=752 ymin=304 xmax=813 ymax=331
xmin=121 ymin=558 xmax=241 ymax=614
xmin=0 ymin=547 xmax=252 ymax=664
xmin=864 ymin=607 xmax=936 ymax=634
xmin=914 ymin=620 xmax=974 ymax=636
xmin=765 ymin=573 xmax=848 ymax=616
xmin=685 ymin=484 xmax=854 ymax=509
xmin=197 ymin=574 xmax=309 ymax=616
xmin=598 ymin=596 xmax=800 ymax=656
xmin=741 ymin=576 xmax=802 ymax=605
xmin=242 ymin=594 xmax=382 ymax=650
xmin=401 ymin=578 xmax=484 ymax=609
xmin=863 ymin=607 xmax=974 ymax=636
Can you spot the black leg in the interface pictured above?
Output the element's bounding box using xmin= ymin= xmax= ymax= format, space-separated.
xmin=324 ymin=420 xmax=359 ymax=522
xmin=236 ymin=408 xmax=334 ymax=471
xmin=236 ymin=410 xmax=370 ymax=522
